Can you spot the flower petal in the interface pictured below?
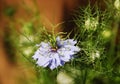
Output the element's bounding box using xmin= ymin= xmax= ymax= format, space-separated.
xmin=37 ymin=56 xmax=52 ymax=67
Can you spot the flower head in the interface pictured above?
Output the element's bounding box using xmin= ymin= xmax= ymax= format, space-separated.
xmin=32 ymin=36 xmax=80 ymax=70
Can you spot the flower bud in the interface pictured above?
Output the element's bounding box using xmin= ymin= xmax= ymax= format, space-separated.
xmin=57 ymin=72 xmax=74 ymax=84
xmin=22 ymin=22 xmax=34 ymax=34
xmin=90 ymin=50 xmax=100 ymax=61
xmin=85 ymin=17 xmax=98 ymax=30
xmin=23 ymin=47 xmax=33 ymax=56
xmin=114 ymin=0 xmax=120 ymax=10
xmin=102 ymin=30 xmax=112 ymax=39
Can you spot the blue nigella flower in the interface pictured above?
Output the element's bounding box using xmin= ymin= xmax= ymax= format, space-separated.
xmin=32 ymin=36 xmax=80 ymax=70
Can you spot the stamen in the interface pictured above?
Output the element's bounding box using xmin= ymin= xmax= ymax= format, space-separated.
xmin=51 ymin=47 xmax=58 ymax=52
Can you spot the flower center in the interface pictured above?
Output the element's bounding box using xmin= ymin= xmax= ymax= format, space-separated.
xmin=51 ymin=47 xmax=58 ymax=52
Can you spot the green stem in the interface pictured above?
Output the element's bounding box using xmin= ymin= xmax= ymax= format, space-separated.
xmin=81 ymin=69 xmax=88 ymax=84
xmin=108 ymin=21 xmax=118 ymax=66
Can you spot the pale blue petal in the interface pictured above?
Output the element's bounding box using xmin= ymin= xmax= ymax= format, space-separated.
xmin=49 ymin=59 xmax=56 ymax=70
xmin=40 ymin=42 xmax=51 ymax=48
xmin=63 ymin=45 xmax=80 ymax=52
xmin=56 ymin=36 xmax=60 ymax=42
xmin=53 ymin=53 xmax=61 ymax=66
xmin=37 ymin=56 xmax=51 ymax=67
xmin=49 ymin=53 xmax=61 ymax=70
xmin=62 ymin=39 xmax=77 ymax=46
xmin=59 ymin=51 xmax=73 ymax=62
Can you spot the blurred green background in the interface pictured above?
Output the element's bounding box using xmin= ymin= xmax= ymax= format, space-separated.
xmin=0 ymin=0 xmax=120 ymax=84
